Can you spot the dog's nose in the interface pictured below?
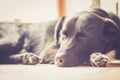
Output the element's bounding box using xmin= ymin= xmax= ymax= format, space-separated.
xmin=55 ymin=56 xmax=65 ymax=67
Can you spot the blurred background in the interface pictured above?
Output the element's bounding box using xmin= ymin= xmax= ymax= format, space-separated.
xmin=0 ymin=0 xmax=119 ymax=23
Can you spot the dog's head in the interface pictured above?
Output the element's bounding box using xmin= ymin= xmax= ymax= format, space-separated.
xmin=54 ymin=10 xmax=120 ymax=67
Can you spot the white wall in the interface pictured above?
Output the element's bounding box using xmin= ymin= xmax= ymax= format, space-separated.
xmin=101 ymin=0 xmax=119 ymax=14
xmin=65 ymin=0 xmax=120 ymax=16
xmin=1 ymin=0 xmax=120 ymax=23
xmin=0 ymin=0 xmax=58 ymax=22
xmin=66 ymin=0 xmax=92 ymax=16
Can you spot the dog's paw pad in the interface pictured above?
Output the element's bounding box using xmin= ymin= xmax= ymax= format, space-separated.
xmin=22 ymin=53 xmax=42 ymax=65
xmin=90 ymin=52 xmax=109 ymax=67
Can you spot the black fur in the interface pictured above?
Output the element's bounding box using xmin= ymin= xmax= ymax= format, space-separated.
xmin=0 ymin=8 xmax=120 ymax=67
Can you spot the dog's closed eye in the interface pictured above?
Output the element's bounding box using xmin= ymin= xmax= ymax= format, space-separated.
xmin=76 ymin=31 xmax=88 ymax=40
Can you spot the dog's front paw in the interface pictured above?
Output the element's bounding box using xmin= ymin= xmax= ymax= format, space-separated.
xmin=90 ymin=52 xmax=109 ymax=67
xmin=22 ymin=53 xmax=42 ymax=65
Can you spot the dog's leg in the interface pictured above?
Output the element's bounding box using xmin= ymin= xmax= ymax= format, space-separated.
xmin=90 ymin=52 xmax=110 ymax=67
xmin=89 ymin=50 xmax=120 ymax=67
xmin=10 ymin=50 xmax=41 ymax=65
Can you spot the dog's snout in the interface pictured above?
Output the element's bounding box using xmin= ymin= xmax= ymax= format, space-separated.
xmin=55 ymin=56 xmax=65 ymax=67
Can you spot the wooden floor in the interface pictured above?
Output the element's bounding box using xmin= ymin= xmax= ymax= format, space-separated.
xmin=0 ymin=64 xmax=120 ymax=80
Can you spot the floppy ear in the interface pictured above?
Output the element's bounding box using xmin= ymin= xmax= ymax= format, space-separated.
xmin=103 ymin=19 xmax=120 ymax=40
xmin=54 ymin=16 xmax=65 ymax=44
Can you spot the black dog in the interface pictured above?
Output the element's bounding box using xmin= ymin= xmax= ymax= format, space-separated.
xmin=0 ymin=8 xmax=120 ymax=67
xmin=54 ymin=8 xmax=120 ymax=67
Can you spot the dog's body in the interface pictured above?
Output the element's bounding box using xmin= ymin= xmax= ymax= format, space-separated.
xmin=0 ymin=22 xmax=26 ymax=63
xmin=0 ymin=8 xmax=120 ymax=67
xmin=0 ymin=21 xmax=57 ymax=64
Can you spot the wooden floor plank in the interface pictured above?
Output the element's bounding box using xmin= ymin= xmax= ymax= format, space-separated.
xmin=0 ymin=64 xmax=120 ymax=80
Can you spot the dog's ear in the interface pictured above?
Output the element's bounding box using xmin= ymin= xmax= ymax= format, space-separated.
xmin=91 ymin=8 xmax=110 ymax=18
xmin=54 ymin=16 xmax=65 ymax=44
xmin=103 ymin=19 xmax=120 ymax=40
